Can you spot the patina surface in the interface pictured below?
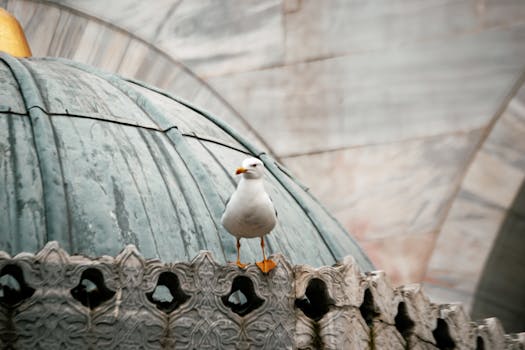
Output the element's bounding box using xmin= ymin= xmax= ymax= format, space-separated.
xmin=0 ymin=53 xmax=372 ymax=269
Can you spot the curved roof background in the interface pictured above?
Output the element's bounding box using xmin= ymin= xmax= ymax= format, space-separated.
xmin=0 ymin=54 xmax=373 ymax=269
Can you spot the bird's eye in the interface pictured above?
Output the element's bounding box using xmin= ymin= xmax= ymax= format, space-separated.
xmin=252 ymin=164 xmax=257 ymax=167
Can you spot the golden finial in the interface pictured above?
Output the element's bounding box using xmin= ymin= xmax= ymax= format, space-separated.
xmin=0 ymin=8 xmax=32 ymax=57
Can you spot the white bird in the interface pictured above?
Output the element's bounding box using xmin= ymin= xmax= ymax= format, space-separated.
xmin=221 ymin=157 xmax=278 ymax=273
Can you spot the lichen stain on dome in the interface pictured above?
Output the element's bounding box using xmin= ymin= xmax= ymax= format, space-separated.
xmin=0 ymin=53 xmax=373 ymax=270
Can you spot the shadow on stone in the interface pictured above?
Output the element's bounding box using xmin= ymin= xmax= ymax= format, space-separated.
xmin=146 ymin=271 xmax=189 ymax=314
xmin=295 ymin=278 xmax=334 ymax=322
xmin=222 ymin=275 xmax=264 ymax=317
xmin=476 ymin=336 xmax=485 ymax=350
xmin=433 ymin=318 xmax=456 ymax=350
xmin=71 ymin=268 xmax=115 ymax=309
xmin=395 ymin=301 xmax=415 ymax=339
xmin=359 ymin=288 xmax=379 ymax=326
xmin=0 ymin=264 xmax=35 ymax=307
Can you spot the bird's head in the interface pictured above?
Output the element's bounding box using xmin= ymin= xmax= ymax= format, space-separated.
xmin=235 ymin=157 xmax=265 ymax=179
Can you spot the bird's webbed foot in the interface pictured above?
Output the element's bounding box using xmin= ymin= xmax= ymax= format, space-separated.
xmin=256 ymin=259 xmax=277 ymax=274
xmin=236 ymin=260 xmax=248 ymax=269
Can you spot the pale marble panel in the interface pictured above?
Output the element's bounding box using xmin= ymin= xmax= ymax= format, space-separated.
xmin=208 ymin=24 xmax=525 ymax=156
xmin=45 ymin=0 xmax=525 ymax=78
xmin=424 ymin=190 xmax=507 ymax=310
xmin=461 ymin=85 xmax=525 ymax=209
xmin=47 ymin=10 xmax=89 ymax=58
xmin=281 ymin=131 xmax=484 ymax=286
xmin=116 ymin=40 xmax=151 ymax=78
xmin=486 ymin=84 xmax=525 ymax=172
xmin=48 ymin=0 xmax=177 ymax=40
xmin=153 ymin=0 xmax=284 ymax=77
xmin=424 ymin=81 xmax=525 ymax=308
xmin=284 ymin=0 xmax=525 ymax=63
xmin=482 ymin=0 xmax=525 ymax=26
xmin=462 ymin=149 xmax=524 ymax=209
xmin=360 ymin=232 xmax=436 ymax=286
xmin=165 ymin=67 xmax=203 ymax=101
xmin=50 ymin=0 xmax=285 ymax=77
xmin=132 ymin=50 xmax=183 ymax=90
xmin=72 ymin=21 xmax=131 ymax=73
xmin=283 ymin=131 xmax=481 ymax=243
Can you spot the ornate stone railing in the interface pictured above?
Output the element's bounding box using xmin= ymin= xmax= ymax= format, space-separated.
xmin=0 ymin=242 xmax=523 ymax=349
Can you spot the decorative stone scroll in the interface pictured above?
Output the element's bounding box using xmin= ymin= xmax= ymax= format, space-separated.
xmin=0 ymin=242 xmax=523 ymax=349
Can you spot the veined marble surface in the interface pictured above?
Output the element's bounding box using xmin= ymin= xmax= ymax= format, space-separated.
xmin=47 ymin=0 xmax=285 ymax=77
xmin=208 ymin=23 xmax=525 ymax=156
xmin=284 ymin=0 xmax=525 ymax=63
xmin=284 ymin=130 xmax=482 ymax=283
xmin=44 ymin=0 xmax=525 ymax=79
xmin=424 ymin=79 xmax=525 ymax=314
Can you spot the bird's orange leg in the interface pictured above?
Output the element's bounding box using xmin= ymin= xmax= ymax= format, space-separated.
xmin=236 ymin=238 xmax=247 ymax=269
xmin=256 ymin=237 xmax=277 ymax=273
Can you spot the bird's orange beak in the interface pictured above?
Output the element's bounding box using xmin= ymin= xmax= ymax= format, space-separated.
xmin=235 ymin=167 xmax=247 ymax=175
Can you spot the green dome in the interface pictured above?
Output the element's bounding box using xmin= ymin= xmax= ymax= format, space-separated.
xmin=0 ymin=53 xmax=373 ymax=270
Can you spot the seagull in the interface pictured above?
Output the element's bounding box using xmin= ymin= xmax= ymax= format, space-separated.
xmin=221 ymin=157 xmax=278 ymax=273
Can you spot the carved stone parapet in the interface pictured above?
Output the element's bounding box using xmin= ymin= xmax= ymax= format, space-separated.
xmin=0 ymin=242 xmax=523 ymax=349
xmin=396 ymin=283 xmax=439 ymax=345
xmin=371 ymin=320 xmax=406 ymax=350
xmin=437 ymin=303 xmax=476 ymax=349
xmin=361 ymin=271 xmax=406 ymax=349
xmin=295 ymin=255 xmax=364 ymax=309
xmin=362 ymin=271 xmax=399 ymax=324
xmin=169 ymin=252 xmax=296 ymax=349
xmin=477 ymin=317 xmax=506 ymax=350
xmin=294 ymin=255 xmax=368 ymax=349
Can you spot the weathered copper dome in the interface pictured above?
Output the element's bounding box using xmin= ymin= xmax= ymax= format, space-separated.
xmin=0 ymin=53 xmax=372 ymax=270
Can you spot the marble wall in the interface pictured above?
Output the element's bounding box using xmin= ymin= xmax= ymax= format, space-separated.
xmin=424 ymin=78 xmax=525 ymax=331
xmin=2 ymin=0 xmax=525 ymax=331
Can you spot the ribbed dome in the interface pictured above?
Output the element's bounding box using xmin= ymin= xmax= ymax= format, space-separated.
xmin=0 ymin=53 xmax=373 ymax=270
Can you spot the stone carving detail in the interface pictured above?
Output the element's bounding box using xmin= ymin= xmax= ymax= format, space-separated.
xmin=0 ymin=242 xmax=523 ymax=349
xmin=169 ymin=252 xmax=295 ymax=349
xmin=295 ymin=256 xmax=369 ymax=349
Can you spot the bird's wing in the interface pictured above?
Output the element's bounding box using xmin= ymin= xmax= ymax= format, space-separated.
xmin=224 ymin=194 xmax=232 ymax=208
xmin=269 ymin=195 xmax=278 ymax=218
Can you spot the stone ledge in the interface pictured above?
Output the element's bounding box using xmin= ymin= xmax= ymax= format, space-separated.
xmin=0 ymin=241 xmax=523 ymax=349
